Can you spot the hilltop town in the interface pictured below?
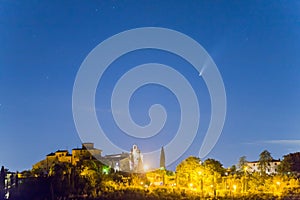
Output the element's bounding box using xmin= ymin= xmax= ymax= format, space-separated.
xmin=32 ymin=143 xmax=145 ymax=174
xmin=1 ymin=144 xmax=300 ymax=199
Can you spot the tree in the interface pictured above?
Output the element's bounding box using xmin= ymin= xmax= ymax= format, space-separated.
xmin=258 ymin=150 xmax=273 ymax=175
xmin=203 ymin=158 xmax=225 ymax=175
xmin=0 ymin=166 xmax=5 ymax=200
xmin=77 ymin=160 xmax=107 ymax=197
xmin=32 ymin=167 xmax=47 ymax=177
xmin=238 ymin=156 xmax=247 ymax=172
xmin=229 ymin=165 xmax=237 ymax=175
xmin=10 ymin=176 xmax=50 ymax=200
xmin=20 ymin=170 xmax=33 ymax=178
xmin=278 ymin=152 xmax=300 ymax=175
xmin=176 ymin=156 xmax=203 ymax=187
xmin=49 ymin=162 xmax=73 ymax=198
xmin=203 ymin=158 xmax=224 ymax=196
xmin=160 ymin=146 xmax=166 ymax=169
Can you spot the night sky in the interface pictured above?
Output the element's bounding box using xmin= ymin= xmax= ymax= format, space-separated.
xmin=1 ymin=1 xmax=300 ymax=172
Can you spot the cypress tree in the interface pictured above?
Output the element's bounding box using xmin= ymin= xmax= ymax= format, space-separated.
xmin=0 ymin=166 xmax=5 ymax=200
xmin=160 ymin=147 xmax=166 ymax=169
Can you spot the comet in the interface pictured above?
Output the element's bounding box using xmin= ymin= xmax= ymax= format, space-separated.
xmin=199 ymin=64 xmax=207 ymax=76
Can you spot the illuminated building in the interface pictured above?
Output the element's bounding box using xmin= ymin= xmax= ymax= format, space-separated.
xmin=32 ymin=143 xmax=144 ymax=173
xmin=129 ymin=144 xmax=143 ymax=172
xmin=100 ymin=152 xmax=130 ymax=172
xmin=72 ymin=143 xmax=102 ymax=165
xmin=245 ymin=159 xmax=281 ymax=174
xmin=100 ymin=144 xmax=144 ymax=172
xmin=32 ymin=150 xmax=72 ymax=173
xmin=32 ymin=143 xmax=102 ymax=172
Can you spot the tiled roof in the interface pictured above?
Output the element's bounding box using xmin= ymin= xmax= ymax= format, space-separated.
xmin=56 ymin=150 xmax=68 ymax=153
xmin=72 ymin=148 xmax=85 ymax=150
xmin=46 ymin=152 xmax=55 ymax=156
xmin=247 ymin=159 xmax=281 ymax=163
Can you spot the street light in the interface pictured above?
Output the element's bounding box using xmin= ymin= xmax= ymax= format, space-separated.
xmin=276 ymin=181 xmax=281 ymax=195
xmin=143 ymin=164 xmax=149 ymax=172
xmin=276 ymin=181 xmax=280 ymax=186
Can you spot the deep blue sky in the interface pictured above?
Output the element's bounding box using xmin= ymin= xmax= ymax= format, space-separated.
xmin=1 ymin=1 xmax=300 ymax=171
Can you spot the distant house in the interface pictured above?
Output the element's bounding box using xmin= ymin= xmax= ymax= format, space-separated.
xmin=2 ymin=168 xmax=18 ymax=199
xmin=246 ymin=159 xmax=281 ymax=175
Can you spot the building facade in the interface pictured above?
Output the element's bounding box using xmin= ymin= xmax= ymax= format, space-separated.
xmin=246 ymin=159 xmax=281 ymax=174
xmin=100 ymin=144 xmax=144 ymax=173
xmin=32 ymin=143 xmax=102 ymax=173
xmin=100 ymin=152 xmax=130 ymax=172
xmin=129 ymin=144 xmax=143 ymax=172
xmin=72 ymin=143 xmax=102 ymax=165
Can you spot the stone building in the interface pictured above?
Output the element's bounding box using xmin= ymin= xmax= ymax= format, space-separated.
xmin=32 ymin=143 xmax=102 ymax=172
xmin=72 ymin=143 xmax=102 ymax=165
xmin=32 ymin=143 xmax=144 ymax=173
xmin=100 ymin=144 xmax=144 ymax=173
xmin=32 ymin=150 xmax=72 ymax=173
xmin=100 ymin=152 xmax=130 ymax=172
xmin=129 ymin=144 xmax=143 ymax=172
xmin=246 ymin=159 xmax=281 ymax=174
